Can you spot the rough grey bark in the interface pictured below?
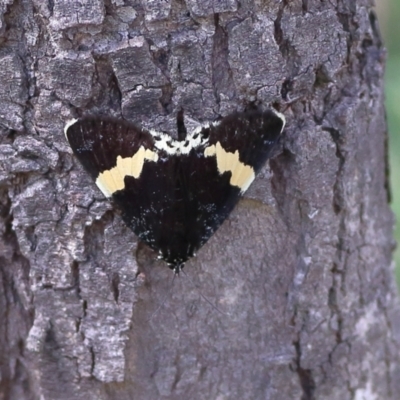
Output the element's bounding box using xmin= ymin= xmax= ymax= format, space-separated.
xmin=0 ymin=0 xmax=399 ymax=399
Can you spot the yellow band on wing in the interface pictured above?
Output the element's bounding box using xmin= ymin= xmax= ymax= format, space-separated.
xmin=204 ymin=142 xmax=255 ymax=193
xmin=95 ymin=146 xmax=159 ymax=197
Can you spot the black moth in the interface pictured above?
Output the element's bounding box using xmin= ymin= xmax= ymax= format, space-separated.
xmin=65 ymin=109 xmax=285 ymax=273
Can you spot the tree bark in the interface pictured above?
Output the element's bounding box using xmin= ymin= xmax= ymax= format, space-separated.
xmin=1 ymin=0 xmax=399 ymax=399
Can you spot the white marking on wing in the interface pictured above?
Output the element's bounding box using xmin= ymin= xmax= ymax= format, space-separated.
xmin=271 ymin=109 xmax=286 ymax=131
xmin=148 ymin=124 xmax=211 ymax=155
xmin=64 ymin=119 xmax=79 ymax=140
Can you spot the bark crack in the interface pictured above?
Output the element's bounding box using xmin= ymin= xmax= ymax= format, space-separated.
xmin=293 ymin=339 xmax=316 ymax=400
xmin=211 ymin=13 xmax=235 ymax=108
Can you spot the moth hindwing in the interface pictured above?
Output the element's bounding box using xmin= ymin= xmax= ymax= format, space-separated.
xmin=65 ymin=109 xmax=285 ymax=272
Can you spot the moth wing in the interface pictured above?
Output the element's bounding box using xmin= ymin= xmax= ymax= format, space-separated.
xmin=112 ymin=150 xmax=240 ymax=264
xmin=207 ymin=109 xmax=285 ymax=173
xmin=65 ymin=117 xmax=156 ymax=197
xmin=65 ymin=117 xmax=154 ymax=184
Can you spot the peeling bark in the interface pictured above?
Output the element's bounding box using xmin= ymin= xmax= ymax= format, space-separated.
xmin=1 ymin=0 xmax=399 ymax=399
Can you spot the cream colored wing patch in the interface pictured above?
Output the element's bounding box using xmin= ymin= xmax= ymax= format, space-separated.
xmin=95 ymin=146 xmax=159 ymax=197
xmin=204 ymin=142 xmax=255 ymax=193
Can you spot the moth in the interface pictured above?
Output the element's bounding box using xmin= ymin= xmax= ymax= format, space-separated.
xmin=65 ymin=109 xmax=285 ymax=273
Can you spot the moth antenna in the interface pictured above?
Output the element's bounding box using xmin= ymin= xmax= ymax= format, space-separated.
xmin=181 ymin=269 xmax=226 ymax=316
xmin=274 ymin=95 xmax=302 ymax=112
xmin=176 ymin=108 xmax=187 ymax=141
xmin=147 ymin=272 xmax=177 ymax=321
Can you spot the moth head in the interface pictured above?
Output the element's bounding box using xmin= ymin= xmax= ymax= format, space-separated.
xmin=168 ymin=262 xmax=185 ymax=274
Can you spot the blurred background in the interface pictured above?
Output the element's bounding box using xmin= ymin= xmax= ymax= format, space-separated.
xmin=376 ymin=1 xmax=400 ymax=285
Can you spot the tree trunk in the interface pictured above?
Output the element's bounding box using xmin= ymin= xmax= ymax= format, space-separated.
xmin=1 ymin=0 xmax=399 ymax=399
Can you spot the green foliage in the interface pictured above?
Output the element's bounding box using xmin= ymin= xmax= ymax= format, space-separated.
xmin=386 ymin=57 xmax=400 ymax=285
xmin=382 ymin=1 xmax=400 ymax=285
